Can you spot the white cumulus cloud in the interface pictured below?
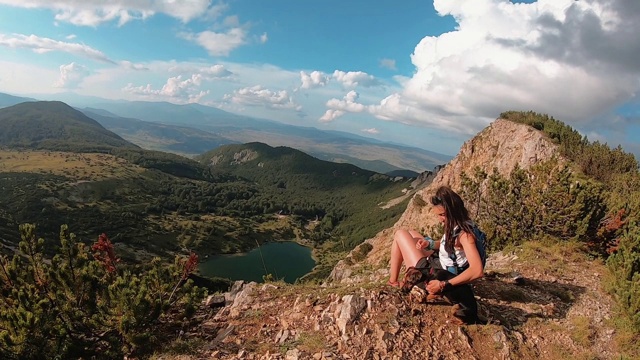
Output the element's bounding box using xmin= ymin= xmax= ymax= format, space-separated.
xmin=366 ymin=0 xmax=640 ymax=135
xmin=200 ymin=64 xmax=233 ymax=78
xmin=0 ymin=0 xmax=211 ymax=26
xmin=183 ymin=27 xmax=247 ymax=57
xmin=224 ymin=85 xmax=301 ymax=110
xmin=299 ymin=71 xmax=329 ymax=90
xmin=319 ymin=91 xmax=367 ymax=123
xmin=123 ymin=74 xmax=210 ymax=103
xmin=326 ymin=90 xmax=367 ymax=113
xmin=319 ymin=109 xmax=345 ymax=123
xmin=54 ymin=62 xmax=88 ymax=88
xmin=332 ymin=70 xmax=381 ymax=88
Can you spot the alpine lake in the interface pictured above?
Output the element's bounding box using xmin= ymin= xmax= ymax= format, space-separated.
xmin=198 ymin=241 xmax=316 ymax=284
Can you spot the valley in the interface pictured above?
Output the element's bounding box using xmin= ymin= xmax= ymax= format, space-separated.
xmin=0 ymin=100 xmax=422 ymax=282
xmin=0 ymin=145 xmax=414 ymax=279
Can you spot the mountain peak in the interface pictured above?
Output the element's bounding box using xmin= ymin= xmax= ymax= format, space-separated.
xmin=332 ymin=118 xmax=560 ymax=275
xmin=0 ymin=101 xmax=137 ymax=152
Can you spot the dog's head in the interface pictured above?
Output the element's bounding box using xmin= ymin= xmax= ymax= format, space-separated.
xmin=402 ymin=266 xmax=431 ymax=293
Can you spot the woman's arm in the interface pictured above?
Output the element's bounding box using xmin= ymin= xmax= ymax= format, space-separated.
xmin=425 ymin=231 xmax=483 ymax=293
xmin=448 ymin=231 xmax=483 ymax=286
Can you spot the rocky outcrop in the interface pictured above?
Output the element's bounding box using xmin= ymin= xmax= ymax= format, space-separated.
xmin=330 ymin=119 xmax=560 ymax=282
xmin=190 ymin=249 xmax=616 ymax=360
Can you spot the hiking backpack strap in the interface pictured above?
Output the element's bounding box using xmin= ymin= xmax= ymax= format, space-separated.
xmin=448 ymin=227 xmax=464 ymax=275
xmin=448 ymin=223 xmax=488 ymax=275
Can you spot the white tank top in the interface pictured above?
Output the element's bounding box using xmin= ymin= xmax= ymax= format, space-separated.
xmin=438 ymin=227 xmax=469 ymax=269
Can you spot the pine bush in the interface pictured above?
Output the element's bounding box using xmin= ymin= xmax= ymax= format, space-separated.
xmin=606 ymin=227 xmax=640 ymax=333
xmin=0 ymin=224 xmax=206 ymax=359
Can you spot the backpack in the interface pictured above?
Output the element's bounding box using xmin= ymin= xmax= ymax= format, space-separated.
xmin=449 ymin=223 xmax=488 ymax=274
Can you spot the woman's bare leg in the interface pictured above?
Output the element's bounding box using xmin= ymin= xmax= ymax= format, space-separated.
xmin=389 ymin=229 xmax=431 ymax=284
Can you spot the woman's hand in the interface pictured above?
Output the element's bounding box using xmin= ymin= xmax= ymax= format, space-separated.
xmin=426 ymin=280 xmax=442 ymax=294
xmin=416 ymin=236 xmax=435 ymax=250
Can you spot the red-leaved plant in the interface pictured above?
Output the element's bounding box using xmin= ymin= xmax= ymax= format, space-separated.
xmin=182 ymin=252 xmax=199 ymax=280
xmin=168 ymin=252 xmax=199 ymax=304
xmin=593 ymin=208 xmax=627 ymax=254
xmin=92 ymin=233 xmax=120 ymax=273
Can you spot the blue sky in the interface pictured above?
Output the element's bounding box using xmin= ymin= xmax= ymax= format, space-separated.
xmin=0 ymin=0 xmax=639 ymax=158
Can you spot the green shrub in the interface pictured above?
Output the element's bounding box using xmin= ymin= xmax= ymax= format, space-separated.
xmin=0 ymin=224 xmax=206 ymax=359
xmin=606 ymin=226 xmax=640 ymax=333
xmin=470 ymin=112 xmax=640 ymax=341
xmin=460 ymin=158 xmax=604 ymax=250
xmin=351 ymin=242 xmax=373 ymax=263
xmin=501 ymin=111 xmax=638 ymax=182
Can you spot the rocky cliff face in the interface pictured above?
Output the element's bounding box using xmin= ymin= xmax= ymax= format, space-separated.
xmin=330 ymin=118 xmax=560 ymax=282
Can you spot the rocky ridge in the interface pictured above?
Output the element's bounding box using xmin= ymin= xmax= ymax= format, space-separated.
xmin=164 ymin=119 xmax=621 ymax=359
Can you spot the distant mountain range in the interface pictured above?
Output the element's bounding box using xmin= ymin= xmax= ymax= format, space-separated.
xmin=0 ymin=92 xmax=453 ymax=174
xmin=0 ymin=93 xmax=36 ymax=107
xmin=82 ymin=108 xmax=238 ymax=155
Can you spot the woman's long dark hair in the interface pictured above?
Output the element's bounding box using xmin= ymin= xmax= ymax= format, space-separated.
xmin=430 ymin=185 xmax=475 ymax=254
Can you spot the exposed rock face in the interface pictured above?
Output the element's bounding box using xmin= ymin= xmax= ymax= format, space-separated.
xmin=208 ymin=149 xmax=259 ymax=166
xmin=330 ymin=119 xmax=560 ymax=281
xmin=231 ymin=149 xmax=259 ymax=165
xmin=438 ymin=119 xmax=559 ymax=190
xmin=409 ymin=168 xmax=437 ymax=190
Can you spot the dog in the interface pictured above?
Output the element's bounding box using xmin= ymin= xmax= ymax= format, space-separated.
xmin=402 ymin=265 xmax=482 ymax=325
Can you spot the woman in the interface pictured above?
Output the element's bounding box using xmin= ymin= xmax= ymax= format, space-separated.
xmin=387 ymin=186 xmax=484 ymax=315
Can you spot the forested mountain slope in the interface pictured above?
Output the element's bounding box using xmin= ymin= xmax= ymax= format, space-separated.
xmin=0 ymin=101 xmax=136 ymax=152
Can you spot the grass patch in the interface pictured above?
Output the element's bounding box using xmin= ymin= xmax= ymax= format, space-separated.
xmin=263 ymin=281 xmax=320 ymax=298
xmin=0 ymin=150 xmax=144 ymax=180
xmin=297 ymin=331 xmax=327 ymax=353
xmin=569 ymin=315 xmax=595 ymax=347
xmin=607 ymin=314 xmax=640 ymax=359
xmin=351 ymin=242 xmax=373 ymax=263
xmin=243 ymin=309 xmax=265 ymax=320
xmin=150 ymin=337 xmax=206 ymax=358
xmin=514 ymin=238 xmax=589 ymax=274
xmin=548 ymin=343 xmax=573 ymax=359
xmin=527 ymin=317 xmax=564 ymax=332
